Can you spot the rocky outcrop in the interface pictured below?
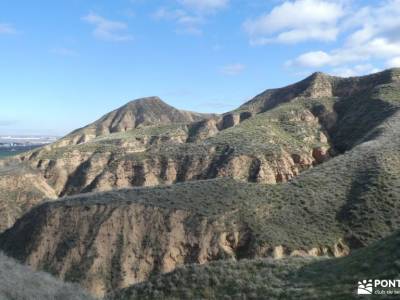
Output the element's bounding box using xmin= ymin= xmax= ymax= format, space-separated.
xmin=253 ymin=239 xmax=350 ymax=259
xmin=312 ymin=146 xmax=330 ymax=164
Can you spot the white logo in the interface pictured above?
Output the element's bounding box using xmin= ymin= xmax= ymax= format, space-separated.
xmin=358 ymin=279 xmax=373 ymax=295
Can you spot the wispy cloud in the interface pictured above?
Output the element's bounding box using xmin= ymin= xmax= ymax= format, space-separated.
xmin=153 ymin=8 xmax=203 ymax=35
xmin=153 ymin=0 xmax=229 ymax=35
xmin=179 ymin=0 xmax=229 ymax=13
xmin=50 ymin=47 xmax=78 ymax=57
xmin=0 ymin=23 xmax=17 ymax=35
xmin=244 ymin=0 xmax=345 ymax=45
xmin=82 ymin=13 xmax=133 ymax=42
xmin=219 ymin=63 xmax=246 ymax=76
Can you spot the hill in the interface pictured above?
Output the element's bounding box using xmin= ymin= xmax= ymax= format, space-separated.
xmin=0 ymin=69 xmax=400 ymax=297
xmin=0 ymin=72 xmax=346 ymax=231
xmin=57 ymin=96 xmax=215 ymax=146
xmin=5 ymin=69 xmax=398 ymax=232
xmin=1 ymin=72 xmax=400 ymax=295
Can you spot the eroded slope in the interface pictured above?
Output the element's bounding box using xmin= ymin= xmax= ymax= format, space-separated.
xmin=108 ymin=231 xmax=400 ymax=300
xmin=1 ymin=70 xmax=400 ymax=297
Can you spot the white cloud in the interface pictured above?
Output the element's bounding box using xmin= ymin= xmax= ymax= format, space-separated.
xmin=179 ymin=0 xmax=229 ymax=12
xmin=387 ymin=56 xmax=400 ymax=68
xmin=220 ymin=63 xmax=245 ymax=75
xmin=275 ymin=28 xmax=338 ymax=44
xmin=82 ymin=13 xmax=133 ymax=42
xmin=244 ymin=0 xmax=345 ymax=44
xmin=331 ymin=64 xmax=381 ymax=77
xmin=287 ymin=0 xmax=400 ymax=74
xmin=287 ymin=51 xmax=331 ymax=68
xmin=0 ymin=23 xmax=16 ymax=34
xmin=153 ymin=8 xmax=203 ymax=35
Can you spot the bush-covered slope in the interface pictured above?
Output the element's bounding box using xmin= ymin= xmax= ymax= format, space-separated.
xmin=1 ymin=105 xmax=400 ymax=296
xmin=1 ymin=70 xmax=400 ymax=296
xmin=0 ymin=252 xmax=94 ymax=300
xmin=108 ymin=231 xmax=400 ymax=300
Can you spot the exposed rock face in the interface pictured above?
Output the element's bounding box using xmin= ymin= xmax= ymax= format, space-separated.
xmin=12 ymin=144 xmax=322 ymax=204
xmin=0 ymin=196 xmax=351 ymax=297
xmin=74 ymin=148 xmax=318 ymax=192
xmin=219 ymin=113 xmax=241 ymax=129
xmin=0 ymin=200 xmax=244 ymax=296
xmin=40 ymin=143 xmax=321 ymax=190
xmin=257 ymin=239 xmax=350 ymax=259
xmin=0 ymin=164 xmax=57 ymax=230
xmin=107 ymin=231 xmax=400 ymax=300
xmin=312 ymin=146 xmax=330 ymax=164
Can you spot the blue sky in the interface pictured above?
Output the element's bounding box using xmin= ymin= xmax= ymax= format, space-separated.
xmin=1 ymin=0 xmax=400 ymax=135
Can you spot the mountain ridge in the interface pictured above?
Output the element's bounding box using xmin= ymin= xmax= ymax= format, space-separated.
xmin=1 ymin=68 xmax=399 ymax=234
xmin=239 ymin=68 xmax=400 ymax=114
xmin=1 ymin=68 xmax=400 ymax=296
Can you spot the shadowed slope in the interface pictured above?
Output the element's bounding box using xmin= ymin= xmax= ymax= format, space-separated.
xmin=0 ymin=252 xmax=94 ymax=300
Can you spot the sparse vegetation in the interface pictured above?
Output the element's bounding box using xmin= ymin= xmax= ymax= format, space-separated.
xmin=0 ymin=252 xmax=94 ymax=300
xmin=1 ymin=69 xmax=400 ymax=298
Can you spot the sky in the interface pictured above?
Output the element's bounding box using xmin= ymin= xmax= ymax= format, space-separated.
xmin=1 ymin=0 xmax=400 ymax=136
